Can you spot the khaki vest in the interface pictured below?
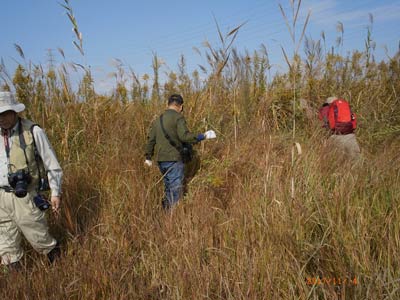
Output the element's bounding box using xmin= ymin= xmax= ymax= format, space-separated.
xmin=8 ymin=119 xmax=45 ymax=192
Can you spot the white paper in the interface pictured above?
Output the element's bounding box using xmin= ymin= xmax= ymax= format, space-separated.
xmin=204 ymin=130 xmax=217 ymax=139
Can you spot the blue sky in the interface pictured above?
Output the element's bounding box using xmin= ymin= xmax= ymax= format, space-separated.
xmin=1 ymin=0 xmax=399 ymax=93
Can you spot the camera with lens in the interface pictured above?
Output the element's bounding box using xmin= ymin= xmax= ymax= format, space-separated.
xmin=33 ymin=194 xmax=50 ymax=211
xmin=8 ymin=169 xmax=32 ymax=198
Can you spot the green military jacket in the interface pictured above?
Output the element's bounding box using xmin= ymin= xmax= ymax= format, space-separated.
xmin=145 ymin=109 xmax=199 ymax=162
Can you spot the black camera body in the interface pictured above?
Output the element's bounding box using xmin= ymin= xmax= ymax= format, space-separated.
xmin=8 ymin=169 xmax=32 ymax=198
xmin=33 ymin=194 xmax=50 ymax=211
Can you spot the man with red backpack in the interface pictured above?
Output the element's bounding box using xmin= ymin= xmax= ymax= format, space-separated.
xmin=319 ymin=96 xmax=361 ymax=159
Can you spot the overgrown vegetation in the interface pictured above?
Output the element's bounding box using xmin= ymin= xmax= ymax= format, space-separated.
xmin=0 ymin=1 xmax=399 ymax=299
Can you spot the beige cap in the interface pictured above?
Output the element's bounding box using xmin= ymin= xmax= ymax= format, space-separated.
xmin=0 ymin=92 xmax=25 ymax=114
xmin=325 ymin=96 xmax=338 ymax=104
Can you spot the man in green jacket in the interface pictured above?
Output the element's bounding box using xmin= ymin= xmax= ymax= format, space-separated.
xmin=145 ymin=94 xmax=215 ymax=209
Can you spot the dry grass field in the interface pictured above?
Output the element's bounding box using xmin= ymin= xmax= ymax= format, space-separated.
xmin=0 ymin=2 xmax=399 ymax=298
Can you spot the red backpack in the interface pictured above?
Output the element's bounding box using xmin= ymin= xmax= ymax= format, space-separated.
xmin=328 ymin=99 xmax=357 ymax=134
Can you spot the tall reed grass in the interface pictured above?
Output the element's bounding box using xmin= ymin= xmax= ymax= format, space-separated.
xmin=0 ymin=3 xmax=399 ymax=299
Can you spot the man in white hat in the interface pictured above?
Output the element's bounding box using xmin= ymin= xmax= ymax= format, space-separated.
xmin=0 ymin=91 xmax=63 ymax=271
xmin=319 ymin=96 xmax=361 ymax=160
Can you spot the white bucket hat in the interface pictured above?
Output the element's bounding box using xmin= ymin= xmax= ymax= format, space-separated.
xmin=325 ymin=96 xmax=338 ymax=104
xmin=0 ymin=92 xmax=25 ymax=114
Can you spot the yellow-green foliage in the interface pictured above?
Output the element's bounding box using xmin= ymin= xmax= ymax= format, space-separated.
xmin=0 ymin=44 xmax=399 ymax=300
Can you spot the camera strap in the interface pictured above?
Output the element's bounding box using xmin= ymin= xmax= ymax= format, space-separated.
xmin=2 ymin=129 xmax=13 ymax=175
xmin=2 ymin=129 xmax=10 ymax=158
xmin=160 ymin=114 xmax=182 ymax=153
xmin=1 ymin=120 xmax=30 ymax=176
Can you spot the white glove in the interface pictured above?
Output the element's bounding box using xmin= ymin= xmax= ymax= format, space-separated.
xmin=144 ymin=159 xmax=153 ymax=167
xmin=204 ymin=130 xmax=216 ymax=139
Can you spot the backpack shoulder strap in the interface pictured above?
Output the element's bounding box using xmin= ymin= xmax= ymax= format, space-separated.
xmin=30 ymin=124 xmax=40 ymax=155
xmin=30 ymin=124 xmax=50 ymax=191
